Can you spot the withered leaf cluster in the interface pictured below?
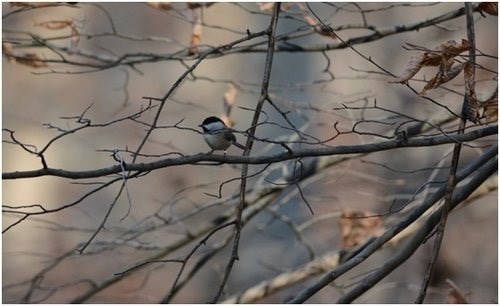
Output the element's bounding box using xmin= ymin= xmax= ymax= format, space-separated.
xmin=3 ymin=18 xmax=81 ymax=68
xmin=391 ymin=38 xmax=497 ymax=124
xmin=3 ymin=42 xmax=48 ymax=68
xmin=475 ymin=2 xmax=498 ymax=17
xmin=221 ymin=84 xmax=238 ymax=128
xmin=147 ymin=3 xmax=214 ymax=56
xmin=391 ymin=39 xmax=471 ymax=95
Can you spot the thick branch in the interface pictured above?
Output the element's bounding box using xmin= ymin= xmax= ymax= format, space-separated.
xmin=337 ymin=154 xmax=497 ymax=303
xmin=3 ymin=125 xmax=496 ymax=180
xmin=287 ymin=144 xmax=497 ymax=303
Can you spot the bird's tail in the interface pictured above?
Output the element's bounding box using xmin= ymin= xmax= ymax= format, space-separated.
xmin=233 ymin=141 xmax=246 ymax=150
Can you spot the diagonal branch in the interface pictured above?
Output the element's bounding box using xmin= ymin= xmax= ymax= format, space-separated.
xmin=287 ymin=144 xmax=497 ymax=303
xmin=338 ymin=154 xmax=497 ymax=303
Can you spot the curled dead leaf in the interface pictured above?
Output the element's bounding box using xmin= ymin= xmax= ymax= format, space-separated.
xmin=464 ymin=62 xmax=481 ymax=123
xmin=187 ymin=2 xmax=214 ymax=9
xmin=390 ymin=53 xmax=426 ymax=83
xmin=223 ymin=84 xmax=238 ymax=118
xmin=35 ymin=19 xmax=73 ymax=30
xmin=188 ymin=22 xmax=202 ymax=56
xmin=482 ymin=101 xmax=498 ymax=123
xmin=420 ymin=61 xmax=467 ymax=96
xmin=391 ymin=39 xmax=471 ymax=95
xmin=14 ymin=53 xmax=48 ymax=68
xmin=481 ymin=87 xmax=498 ymax=123
xmin=296 ymin=3 xmax=336 ymax=39
xmin=476 ymin=2 xmax=498 ymax=16
xmin=187 ymin=2 xmax=201 ymax=9
xmin=440 ymin=39 xmax=471 ymax=57
xmin=3 ymin=42 xmax=17 ymax=64
xmin=148 ymin=2 xmax=173 ymax=11
xmin=4 ymin=40 xmax=47 ymax=67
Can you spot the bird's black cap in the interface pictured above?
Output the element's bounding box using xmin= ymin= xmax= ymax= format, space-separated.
xmin=201 ymin=116 xmax=224 ymax=126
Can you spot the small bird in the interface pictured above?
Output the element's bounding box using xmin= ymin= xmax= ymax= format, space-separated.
xmin=199 ymin=116 xmax=246 ymax=154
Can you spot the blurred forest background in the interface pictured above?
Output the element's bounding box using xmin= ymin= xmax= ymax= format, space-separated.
xmin=2 ymin=2 xmax=498 ymax=303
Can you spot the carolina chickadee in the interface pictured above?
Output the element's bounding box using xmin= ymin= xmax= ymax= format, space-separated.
xmin=199 ymin=116 xmax=246 ymax=154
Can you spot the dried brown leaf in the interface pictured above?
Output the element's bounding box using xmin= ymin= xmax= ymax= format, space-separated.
xmin=390 ymin=53 xmax=426 ymax=83
xmin=420 ymin=77 xmax=440 ymax=96
xmin=444 ymin=61 xmax=466 ymax=78
xmin=187 ymin=2 xmax=200 ymax=9
xmin=391 ymin=39 xmax=470 ymax=84
xmin=476 ymin=2 xmax=498 ymax=16
xmin=148 ymin=2 xmax=173 ymax=11
xmin=295 ymin=3 xmax=336 ymax=39
xmin=35 ymin=19 xmax=73 ymax=30
xmin=420 ymin=53 xmax=444 ymax=67
xmin=2 ymin=41 xmax=14 ymax=56
xmin=339 ymin=209 xmax=384 ymax=249
xmin=303 ymin=14 xmax=318 ymax=28
xmin=14 ymin=53 xmax=48 ymax=68
xmin=464 ymin=62 xmax=481 ymax=123
xmin=2 ymin=42 xmax=16 ymax=64
xmin=481 ymin=87 xmax=498 ymax=123
xmin=420 ymin=61 xmax=466 ymax=95
xmin=187 ymin=2 xmax=215 ymax=9
xmin=439 ymin=39 xmax=471 ymax=57
xmin=188 ymin=22 xmax=202 ymax=56
xmin=483 ymin=101 xmax=498 ymax=123
xmin=223 ymin=84 xmax=238 ymax=117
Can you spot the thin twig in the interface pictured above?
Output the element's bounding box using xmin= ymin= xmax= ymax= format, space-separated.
xmin=210 ymin=3 xmax=281 ymax=302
